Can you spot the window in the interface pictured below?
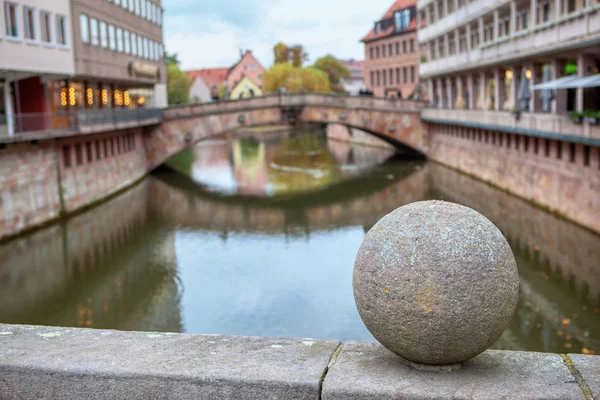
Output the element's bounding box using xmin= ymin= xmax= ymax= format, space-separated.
xmin=100 ymin=21 xmax=108 ymax=48
xmin=63 ymin=146 xmax=72 ymax=168
xmin=410 ymin=39 xmax=414 ymax=52
xmin=375 ymin=22 xmax=381 ymax=34
xmin=137 ymin=35 xmax=143 ymax=57
xmin=388 ymin=43 xmax=392 ymax=57
xmin=80 ymin=14 xmax=89 ymax=43
xmin=394 ymin=11 xmax=402 ymax=29
xmin=382 ymin=44 xmax=386 ymax=57
xmin=149 ymin=39 xmax=155 ymax=60
xmin=108 ymin=24 xmax=116 ymax=50
xmin=403 ymin=66 xmax=407 ymax=83
xmin=146 ymin=0 xmax=152 ymax=20
xmin=376 ymin=70 xmax=381 ymax=86
xmin=567 ymin=0 xmax=576 ymax=13
xmin=129 ymin=0 xmax=135 ymax=13
xmin=41 ymin=11 xmax=52 ymax=43
xmin=123 ymin=0 xmax=129 ymax=9
xmin=402 ymin=40 xmax=407 ymax=53
xmin=144 ymin=37 xmax=149 ymax=58
xmin=369 ymin=47 xmax=373 ymax=59
xmin=90 ymin=18 xmax=99 ymax=46
xmin=370 ymin=71 xmax=374 ymax=86
xmin=115 ymin=0 xmax=121 ymax=6
xmin=389 ymin=68 xmax=393 ymax=84
xmin=542 ymin=2 xmax=550 ymax=22
xmin=136 ymin=0 xmax=142 ymax=16
xmin=24 ymin=7 xmax=35 ymax=41
xmin=56 ymin=15 xmax=67 ymax=45
xmin=140 ymin=0 xmax=146 ymax=18
xmin=402 ymin=9 xmax=410 ymax=28
xmin=157 ymin=7 xmax=162 ymax=25
xmin=116 ymin=27 xmax=123 ymax=52
xmin=395 ymin=42 xmax=399 ymax=55
xmin=5 ymin=2 xmax=18 ymax=38
xmin=383 ymin=69 xmax=387 ymax=86
xmin=396 ymin=68 xmax=400 ymax=84
xmin=131 ymin=32 xmax=137 ymax=55
xmin=124 ymin=30 xmax=131 ymax=54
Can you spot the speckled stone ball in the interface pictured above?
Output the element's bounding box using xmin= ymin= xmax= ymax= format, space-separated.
xmin=353 ymin=200 xmax=519 ymax=365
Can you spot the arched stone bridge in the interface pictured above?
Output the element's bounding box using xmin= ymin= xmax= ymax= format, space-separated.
xmin=144 ymin=93 xmax=427 ymax=169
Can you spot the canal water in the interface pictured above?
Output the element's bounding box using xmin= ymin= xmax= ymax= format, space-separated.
xmin=0 ymin=128 xmax=598 ymax=355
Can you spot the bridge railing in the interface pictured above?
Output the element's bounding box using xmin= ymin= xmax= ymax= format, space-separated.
xmin=163 ymin=93 xmax=426 ymax=120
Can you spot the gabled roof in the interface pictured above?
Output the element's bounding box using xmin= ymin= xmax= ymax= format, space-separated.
xmin=361 ymin=0 xmax=417 ymax=43
xmin=185 ymin=68 xmax=229 ymax=88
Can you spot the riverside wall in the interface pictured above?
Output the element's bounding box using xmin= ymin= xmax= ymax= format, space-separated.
xmin=0 ymin=324 xmax=598 ymax=399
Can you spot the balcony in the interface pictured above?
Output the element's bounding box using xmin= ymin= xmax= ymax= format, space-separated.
xmin=1 ymin=108 xmax=163 ymax=141
xmin=422 ymin=108 xmax=600 ymax=144
xmin=418 ymin=0 xmax=507 ymax=43
xmin=420 ymin=4 xmax=600 ymax=78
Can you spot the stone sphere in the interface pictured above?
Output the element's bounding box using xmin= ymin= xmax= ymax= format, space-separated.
xmin=353 ymin=200 xmax=519 ymax=365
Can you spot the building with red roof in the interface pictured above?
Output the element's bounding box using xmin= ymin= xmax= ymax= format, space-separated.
xmin=361 ymin=0 xmax=421 ymax=99
xmin=339 ymin=59 xmax=366 ymax=95
xmin=186 ymin=50 xmax=265 ymax=103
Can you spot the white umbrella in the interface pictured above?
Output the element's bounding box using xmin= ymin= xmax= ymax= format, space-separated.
xmin=517 ymin=67 xmax=530 ymax=111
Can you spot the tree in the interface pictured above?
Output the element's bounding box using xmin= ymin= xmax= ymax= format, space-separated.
xmin=314 ymin=55 xmax=350 ymax=93
xmin=290 ymin=45 xmax=309 ymax=68
xmin=165 ymin=52 xmax=191 ymax=105
xmin=274 ymin=43 xmax=290 ymax=64
xmin=262 ymin=63 xmax=330 ymax=93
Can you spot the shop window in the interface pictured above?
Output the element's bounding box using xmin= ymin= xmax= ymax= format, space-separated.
xmin=56 ymin=15 xmax=67 ymax=46
xmin=63 ymin=145 xmax=72 ymax=168
xmin=41 ymin=11 xmax=52 ymax=43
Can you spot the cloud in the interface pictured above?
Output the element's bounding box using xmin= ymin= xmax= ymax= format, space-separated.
xmin=162 ymin=0 xmax=396 ymax=70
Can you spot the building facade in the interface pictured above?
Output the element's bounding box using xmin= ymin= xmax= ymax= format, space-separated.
xmin=69 ymin=0 xmax=167 ymax=111
xmin=1 ymin=0 xmax=75 ymax=136
xmin=362 ymin=0 xmax=421 ymax=99
xmin=339 ymin=59 xmax=366 ymax=95
xmin=418 ymin=0 xmax=600 ymax=235
xmin=186 ymin=68 xmax=228 ymax=103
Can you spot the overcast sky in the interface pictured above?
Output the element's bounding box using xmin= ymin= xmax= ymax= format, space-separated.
xmin=162 ymin=0 xmax=395 ymax=71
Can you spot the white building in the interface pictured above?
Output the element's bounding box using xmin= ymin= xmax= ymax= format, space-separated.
xmin=340 ymin=59 xmax=366 ymax=95
xmin=0 ymin=0 xmax=75 ymax=136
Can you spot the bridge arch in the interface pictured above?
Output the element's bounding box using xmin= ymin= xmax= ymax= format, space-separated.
xmin=144 ymin=93 xmax=428 ymax=170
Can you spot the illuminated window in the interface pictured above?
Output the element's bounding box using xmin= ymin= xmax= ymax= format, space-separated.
xmin=60 ymin=88 xmax=68 ymax=106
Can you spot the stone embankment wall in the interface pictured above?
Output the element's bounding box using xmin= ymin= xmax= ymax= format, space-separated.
xmin=0 ymin=324 xmax=598 ymax=399
xmin=0 ymin=129 xmax=148 ymax=241
xmin=428 ymin=123 xmax=600 ymax=233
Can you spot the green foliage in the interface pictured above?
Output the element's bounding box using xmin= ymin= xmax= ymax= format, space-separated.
xmin=262 ymin=63 xmax=330 ymax=93
xmin=313 ymin=55 xmax=350 ymax=92
xmin=165 ymin=52 xmax=191 ymax=105
xmin=274 ymin=43 xmax=290 ymax=64
xmin=290 ymin=45 xmax=309 ymax=68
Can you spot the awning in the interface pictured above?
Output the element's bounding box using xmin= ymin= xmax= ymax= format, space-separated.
xmin=532 ymin=74 xmax=600 ymax=90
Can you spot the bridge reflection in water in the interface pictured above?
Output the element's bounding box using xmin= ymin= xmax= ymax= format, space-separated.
xmin=0 ymin=129 xmax=598 ymax=355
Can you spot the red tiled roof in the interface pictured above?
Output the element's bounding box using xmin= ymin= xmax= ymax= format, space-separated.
xmin=339 ymin=59 xmax=365 ymax=80
xmin=185 ymin=68 xmax=229 ymax=88
xmin=361 ymin=0 xmax=417 ymax=43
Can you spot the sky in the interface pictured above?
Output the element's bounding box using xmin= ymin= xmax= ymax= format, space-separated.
xmin=162 ymin=0 xmax=397 ymax=71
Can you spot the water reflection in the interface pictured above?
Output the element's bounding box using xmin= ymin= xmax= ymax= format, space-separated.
xmin=0 ymin=129 xmax=598 ymax=355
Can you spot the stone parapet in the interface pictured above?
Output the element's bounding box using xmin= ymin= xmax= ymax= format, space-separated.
xmin=0 ymin=324 xmax=597 ymax=399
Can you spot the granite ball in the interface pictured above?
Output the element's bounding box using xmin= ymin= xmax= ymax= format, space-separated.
xmin=353 ymin=200 xmax=519 ymax=365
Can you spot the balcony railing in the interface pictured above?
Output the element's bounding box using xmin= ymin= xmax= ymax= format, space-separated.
xmin=6 ymin=108 xmax=163 ymax=137
xmin=422 ymin=108 xmax=600 ymax=144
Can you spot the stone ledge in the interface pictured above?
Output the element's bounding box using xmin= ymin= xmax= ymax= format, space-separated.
xmin=1 ymin=324 xmax=598 ymax=400
xmin=0 ymin=324 xmax=339 ymax=400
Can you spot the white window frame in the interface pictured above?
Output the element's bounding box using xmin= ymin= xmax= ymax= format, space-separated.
xmin=80 ymin=14 xmax=90 ymax=44
xmin=124 ymin=29 xmax=131 ymax=54
xmin=100 ymin=21 xmax=108 ymax=48
xmin=56 ymin=14 xmax=68 ymax=47
xmin=23 ymin=6 xmax=37 ymax=42
xmin=108 ymin=23 xmax=116 ymax=50
xmin=131 ymin=32 xmax=137 ymax=56
xmin=5 ymin=2 xmax=20 ymax=40
xmin=116 ymin=27 xmax=123 ymax=52
xmin=40 ymin=10 xmax=52 ymax=45
xmin=90 ymin=17 xmax=99 ymax=46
